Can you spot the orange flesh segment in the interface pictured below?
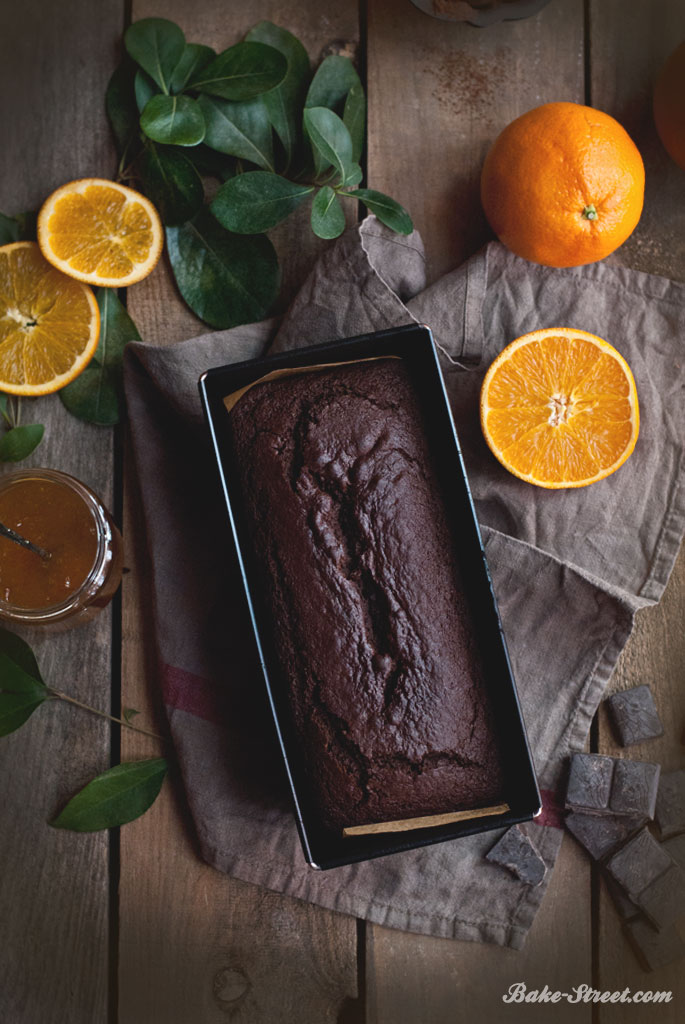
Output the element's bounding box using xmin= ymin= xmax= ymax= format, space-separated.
xmin=0 ymin=243 xmax=97 ymax=391
xmin=482 ymin=331 xmax=638 ymax=488
xmin=46 ymin=186 xmax=155 ymax=280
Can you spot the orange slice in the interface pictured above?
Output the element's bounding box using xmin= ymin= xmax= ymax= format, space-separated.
xmin=0 ymin=242 xmax=100 ymax=395
xmin=38 ymin=178 xmax=163 ymax=287
xmin=480 ymin=327 xmax=639 ymax=489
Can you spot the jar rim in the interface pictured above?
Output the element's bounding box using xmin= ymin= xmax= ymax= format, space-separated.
xmin=0 ymin=468 xmax=111 ymax=623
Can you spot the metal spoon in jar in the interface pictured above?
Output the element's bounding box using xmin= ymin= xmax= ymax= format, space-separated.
xmin=0 ymin=520 xmax=51 ymax=561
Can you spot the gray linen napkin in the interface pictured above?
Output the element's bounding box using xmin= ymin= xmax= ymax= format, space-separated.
xmin=123 ymin=217 xmax=685 ymax=949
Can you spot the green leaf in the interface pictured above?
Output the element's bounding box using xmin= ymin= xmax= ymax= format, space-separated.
xmin=186 ymin=144 xmax=237 ymax=180
xmin=60 ymin=289 xmax=141 ymax=426
xmin=50 ymin=758 xmax=168 ymax=832
xmin=170 ymin=43 xmax=215 ymax=94
xmin=211 ymin=171 xmax=313 ymax=233
xmin=166 ymin=209 xmax=279 ymax=328
xmin=189 ymin=41 xmax=287 ymax=102
xmin=347 ymin=189 xmax=414 ymax=235
xmin=0 ymin=652 xmax=48 ymax=737
xmin=137 ymin=141 xmax=204 ymax=226
xmin=343 ymin=82 xmax=365 ymax=164
xmin=106 ymin=59 xmax=140 ymax=157
xmin=0 ymin=653 xmax=46 ymax=698
xmin=311 ymin=186 xmax=346 ymax=239
xmin=198 ymin=95 xmax=274 ymax=170
xmin=0 ymin=424 xmax=44 ymax=462
xmin=124 ymin=18 xmax=185 ymax=94
xmin=305 ymin=56 xmax=362 ymax=176
xmin=245 ymin=22 xmax=310 ymax=170
xmin=123 ymin=707 xmax=141 ymax=724
xmin=343 ymin=163 xmax=363 ymax=187
xmin=0 ymin=211 xmax=37 ymax=244
xmin=15 ymin=211 xmax=37 ymax=241
xmin=140 ymin=94 xmax=205 ymax=146
xmin=94 ymin=287 xmax=142 ymax=368
xmin=305 ymin=54 xmax=361 ymax=112
xmin=0 ymin=627 xmax=42 ymax=680
xmin=0 ymin=213 xmax=19 ymax=245
xmin=60 ymin=367 xmax=119 ymax=427
xmin=303 ymin=107 xmax=353 ymax=184
xmin=134 ymin=69 xmax=159 ymax=114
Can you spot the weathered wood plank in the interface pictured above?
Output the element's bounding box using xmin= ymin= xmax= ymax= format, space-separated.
xmin=365 ymin=1 xmax=591 ymax=1020
xmin=120 ymin=2 xmax=362 ymax=1020
xmin=367 ymin=839 xmax=591 ymax=1023
xmin=367 ymin=0 xmax=584 ymax=284
xmin=0 ymin=1 xmax=122 ymax=1021
xmin=591 ymin=1 xmax=685 ymax=1012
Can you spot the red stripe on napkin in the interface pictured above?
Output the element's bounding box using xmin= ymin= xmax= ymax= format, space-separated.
xmin=533 ymin=789 xmax=565 ymax=830
xmin=161 ymin=663 xmax=223 ymax=724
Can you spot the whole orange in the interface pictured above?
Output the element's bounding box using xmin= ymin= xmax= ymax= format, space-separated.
xmin=480 ymin=102 xmax=645 ymax=268
xmin=653 ymin=41 xmax=685 ymax=170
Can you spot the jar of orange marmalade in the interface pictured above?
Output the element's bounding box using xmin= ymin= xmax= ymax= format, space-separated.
xmin=0 ymin=468 xmax=123 ymax=628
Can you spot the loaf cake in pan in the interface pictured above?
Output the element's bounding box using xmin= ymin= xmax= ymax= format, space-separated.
xmin=227 ymin=358 xmax=505 ymax=832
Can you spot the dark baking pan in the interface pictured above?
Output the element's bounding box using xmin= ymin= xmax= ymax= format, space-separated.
xmin=200 ymin=324 xmax=541 ymax=869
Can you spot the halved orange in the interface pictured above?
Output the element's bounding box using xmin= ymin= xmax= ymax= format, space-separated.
xmin=480 ymin=328 xmax=639 ymax=489
xmin=38 ymin=178 xmax=163 ymax=288
xmin=0 ymin=242 xmax=100 ymax=395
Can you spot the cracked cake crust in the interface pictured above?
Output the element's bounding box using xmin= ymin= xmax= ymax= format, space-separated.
xmin=228 ymin=359 xmax=505 ymax=831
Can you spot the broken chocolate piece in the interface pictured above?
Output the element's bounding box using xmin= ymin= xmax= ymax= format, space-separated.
xmin=655 ymin=769 xmax=685 ymax=840
xmin=565 ymin=811 xmax=644 ymax=861
xmin=636 ymin=863 xmax=685 ymax=930
xmin=566 ymin=753 xmax=613 ymax=812
xmin=605 ymin=828 xmax=672 ymax=898
xmin=606 ymin=685 xmax=664 ymax=747
xmin=565 ymin=752 xmax=660 ymax=820
xmin=486 ymin=826 xmax=546 ymax=886
xmin=625 ymin=918 xmax=685 ymax=971
xmin=610 ymin=758 xmax=660 ymax=819
xmin=663 ymin=833 xmax=685 ymax=870
xmin=604 ymin=875 xmax=640 ymax=921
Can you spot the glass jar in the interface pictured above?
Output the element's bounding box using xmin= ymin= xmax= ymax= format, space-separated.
xmin=409 ymin=0 xmax=553 ymax=26
xmin=0 ymin=468 xmax=123 ymax=629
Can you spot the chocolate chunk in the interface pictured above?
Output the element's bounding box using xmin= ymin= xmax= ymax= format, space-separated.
xmin=625 ymin=918 xmax=685 ymax=971
xmin=605 ymin=685 xmax=664 ymax=747
xmin=565 ymin=752 xmax=660 ymax=820
xmin=486 ymin=826 xmax=546 ymax=886
xmin=663 ymin=833 xmax=685 ymax=870
xmin=566 ymin=753 xmax=613 ymax=812
xmin=604 ymin=875 xmax=640 ymax=921
xmin=606 ymin=828 xmax=672 ymax=898
xmin=565 ymin=811 xmax=644 ymax=861
xmin=636 ymin=863 xmax=685 ymax=930
xmin=610 ymin=759 xmax=660 ymax=819
xmin=655 ymin=769 xmax=685 ymax=840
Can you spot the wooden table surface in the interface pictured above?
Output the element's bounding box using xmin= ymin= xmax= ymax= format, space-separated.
xmin=2 ymin=1 xmax=684 ymax=1021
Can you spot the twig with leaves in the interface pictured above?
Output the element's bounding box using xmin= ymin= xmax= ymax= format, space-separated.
xmin=107 ymin=18 xmax=413 ymax=330
xmin=0 ymin=626 xmax=168 ymax=832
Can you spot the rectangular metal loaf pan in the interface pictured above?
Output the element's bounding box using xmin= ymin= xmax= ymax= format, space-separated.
xmin=199 ymin=324 xmax=540 ymax=870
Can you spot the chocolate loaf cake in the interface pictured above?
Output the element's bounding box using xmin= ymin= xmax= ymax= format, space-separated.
xmin=228 ymin=358 xmax=504 ymax=831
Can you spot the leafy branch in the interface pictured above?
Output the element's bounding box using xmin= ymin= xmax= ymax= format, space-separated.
xmin=0 ymin=626 xmax=167 ymax=831
xmin=107 ymin=18 xmax=413 ymax=329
